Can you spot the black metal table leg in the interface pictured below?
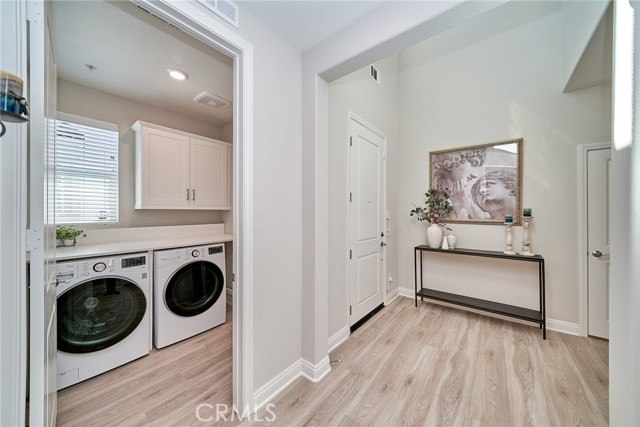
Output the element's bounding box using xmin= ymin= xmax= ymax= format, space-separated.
xmin=414 ymin=248 xmax=418 ymax=307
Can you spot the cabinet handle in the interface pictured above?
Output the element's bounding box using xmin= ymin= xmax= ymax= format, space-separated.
xmin=186 ymin=189 xmax=190 ymax=200
xmin=192 ymin=189 xmax=195 ymax=201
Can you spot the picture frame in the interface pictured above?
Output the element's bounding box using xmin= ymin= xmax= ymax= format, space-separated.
xmin=429 ymin=138 xmax=523 ymax=225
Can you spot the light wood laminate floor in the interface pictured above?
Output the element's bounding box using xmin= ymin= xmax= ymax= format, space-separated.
xmin=57 ymin=298 xmax=608 ymax=426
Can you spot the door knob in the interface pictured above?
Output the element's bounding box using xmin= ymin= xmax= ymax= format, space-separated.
xmin=380 ymin=242 xmax=387 ymax=247
xmin=592 ymin=250 xmax=603 ymax=257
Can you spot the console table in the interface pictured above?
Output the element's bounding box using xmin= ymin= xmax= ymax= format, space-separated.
xmin=414 ymin=245 xmax=546 ymax=339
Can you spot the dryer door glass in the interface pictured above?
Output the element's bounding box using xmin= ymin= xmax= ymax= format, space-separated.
xmin=165 ymin=261 xmax=223 ymax=317
xmin=58 ymin=278 xmax=147 ymax=354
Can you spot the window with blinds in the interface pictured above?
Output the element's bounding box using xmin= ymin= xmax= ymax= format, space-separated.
xmin=55 ymin=113 xmax=119 ymax=224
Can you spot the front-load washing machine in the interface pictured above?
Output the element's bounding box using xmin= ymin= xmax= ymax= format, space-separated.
xmin=153 ymin=244 xmax=226 ymax=349
xmin=56 ymin=253 xmax=151 ymax=390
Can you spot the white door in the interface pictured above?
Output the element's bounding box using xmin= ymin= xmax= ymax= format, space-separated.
xmin=587 ymin=148 xmax=611 ymax=339
xmin=28 ymin=2 xmax=58 ymax=426
xmin=349 ymin=117 xmax=386 ymax=326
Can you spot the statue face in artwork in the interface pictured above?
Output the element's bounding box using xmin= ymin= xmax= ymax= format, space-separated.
xmin=471 ymin=170 xmax=517 ymax=219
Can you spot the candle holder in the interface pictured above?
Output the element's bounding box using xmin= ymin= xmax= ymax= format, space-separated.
xmin=519 ymin=216 xmax=535 ymax=256
xmin=504 ymin=222 xmax=516 ymax=255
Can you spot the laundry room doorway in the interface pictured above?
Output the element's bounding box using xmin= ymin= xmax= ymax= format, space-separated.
xmin=23 ymin=0 xmax=256 ymax=424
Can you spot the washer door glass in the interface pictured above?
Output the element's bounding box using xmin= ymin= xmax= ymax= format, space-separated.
xmin=58 ymin=278 xmax=147 ymax=354
xmin=165 ymin=261 xmax=223 ymax=317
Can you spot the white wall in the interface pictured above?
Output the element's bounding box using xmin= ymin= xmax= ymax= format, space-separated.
xmin=396 ymin=9 xmax=611 ymax=324
xmin=610 ymin=1 xmax=640 ymax=423
xmin=327 ymin=55 xmax=400 ymax=338
xmin=302 ymin=0 xmax=501 ymax=370
xmin=57 ymin=79 xmax=228 ymax=228
xmin=561 ymin=0 xmax=610 ymax=87
xmin=194 ymin=4 xmax=303 ymax=390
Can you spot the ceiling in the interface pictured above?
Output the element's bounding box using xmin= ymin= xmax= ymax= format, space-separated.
xmin=49 ymin=0 xmax=610 ymax=127
xmin=50 ymin=1 xmax=234 ymax=126
xmin=238 ymin=0 xmax=386 ymax=52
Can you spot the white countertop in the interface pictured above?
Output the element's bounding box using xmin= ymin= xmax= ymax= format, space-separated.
xmin=55 ymin=224 xmax=232 ymax=261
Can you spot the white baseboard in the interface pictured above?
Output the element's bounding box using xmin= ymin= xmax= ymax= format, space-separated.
xmin=400 ymin=287 xmax=580 ymax=336
xmin=253 ymin=356 xmax=332 ymax=410
xmin=301 ymin=356 xmax=331 ymax=383
xmin=328 ymin=326 xmax=350 ymax=353
xmin=398 ymin=287 xmax=414 ymax=298
xmin=546 ymin=318 xmax=580 ymax=335
xmin=385 ymin=287 xmax=400 ymax=305
xmin=253 ymin=359 xmax=302 ymax=411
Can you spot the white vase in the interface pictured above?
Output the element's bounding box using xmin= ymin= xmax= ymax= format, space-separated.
xmin=447 ymin=234 xmax=457 ymax=249
xmin=426 ymin=223 xmax=443 ymax=248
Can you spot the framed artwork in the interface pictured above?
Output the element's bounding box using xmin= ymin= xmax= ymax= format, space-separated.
xmin=429 ymin=138 xmax=523 ymax=225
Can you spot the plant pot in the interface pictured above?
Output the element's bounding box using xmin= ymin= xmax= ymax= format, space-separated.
xmin=426 ymin=223 xmax=443 ymax=248
xmin=57 ymin=239 xmax=76 ymax=247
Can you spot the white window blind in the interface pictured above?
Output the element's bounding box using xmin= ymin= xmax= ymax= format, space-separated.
xmin=55 ymin=113 xmax=119 ymax=224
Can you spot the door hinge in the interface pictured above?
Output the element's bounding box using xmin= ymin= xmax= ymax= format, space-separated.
xmin=349 ymin=249 xmax=352 ymax=260
xmin=350 ymin=192 xmax=352 ymax=202
xmin=27 ymin=1 xmax=44 ymax=23
xmin=232 ymin=273 xmax=235 ymax=282
xmin=25 ymin=228 xmax=42 ymax=252
xmin=350 ymin=305 xmax=352 ymax=316
xmin=349 ymin=137 xmax=352 ymax=147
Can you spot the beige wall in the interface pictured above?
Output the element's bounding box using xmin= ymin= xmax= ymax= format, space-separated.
xmin=57 ymin=79 xmax=228 ymax=229
xmin=396 ymin=9 xmax=611 ymax=325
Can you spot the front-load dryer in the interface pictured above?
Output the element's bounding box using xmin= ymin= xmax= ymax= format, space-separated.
xmin=56 ymin=253 xmax=151 ymax=390
xmin=153 ymin=244 xmax=226 ymax=349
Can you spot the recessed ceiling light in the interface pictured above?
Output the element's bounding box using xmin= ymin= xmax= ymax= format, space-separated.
xmin=167 ymin=68 xmax=189 ymax=81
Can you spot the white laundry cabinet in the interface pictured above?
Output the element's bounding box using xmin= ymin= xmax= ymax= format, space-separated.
xmin=132 ymin=121 xmax=231 ymax=210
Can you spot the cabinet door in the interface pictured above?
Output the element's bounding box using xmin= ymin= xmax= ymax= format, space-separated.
xmin=141 ymin=127 xmax=190 ymax=207
xmin=190 ymin=137 xmax=230 ymax=209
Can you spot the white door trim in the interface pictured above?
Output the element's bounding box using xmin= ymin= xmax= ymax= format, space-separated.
xmin=0 ymin=2 xmax=29 ymax=425
xmin=577 ymin=142 xmax=611 ymax=337
xmin=347 ymin=111 xmax=387 ymax=325
xmin=134 ymin=0 xmax=254 ymax=411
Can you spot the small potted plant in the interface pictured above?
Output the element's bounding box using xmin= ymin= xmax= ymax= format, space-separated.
xmin=56 ymin=225 xmax=86 ymax=247
xmin=410 ymin=188 xmax=453 ymax=248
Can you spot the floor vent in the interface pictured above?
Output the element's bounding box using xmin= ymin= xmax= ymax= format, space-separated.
xmin=369 ymin=64 xmax=380 ymax=86
xmin=197 ymin=0 xmax=240 ymax=28
xmin=194 ymin=92 xmax=231 ymax=110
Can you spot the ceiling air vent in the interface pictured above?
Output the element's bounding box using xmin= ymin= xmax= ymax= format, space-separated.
xmin=194 ymin=92 xmax=231 ymax=110
xmin=369 ymin=64 xmax=380 ymax=86
xmin=197 ymin=0 xmax=239 ymax=28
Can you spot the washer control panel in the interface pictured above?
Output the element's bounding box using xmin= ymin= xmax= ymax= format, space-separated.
xmin=122 ymin=256 xmax=146 ymax=269
xmin=208 ymin=245 xmax=223 ymax=255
